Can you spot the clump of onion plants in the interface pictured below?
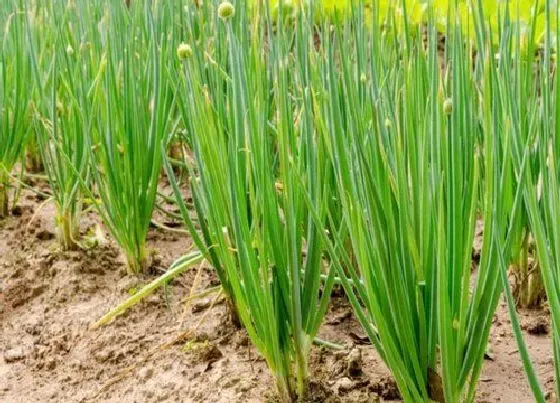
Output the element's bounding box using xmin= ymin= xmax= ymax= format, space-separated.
xmin=311 ymin=4 xmax=528 ymax=402
xmin=167 ymin=2 xmax=335 ymax=400
xmin=88 ymin=3 xmax=173 ymax=273
xmin=0 ymin=3 xmax=32 ymax=218
xmin=29 ymin=3 xmax=93 ymax=250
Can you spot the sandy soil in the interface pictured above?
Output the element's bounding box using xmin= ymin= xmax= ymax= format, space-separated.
xmin=0 ymin=183 xmax=556 ymax=402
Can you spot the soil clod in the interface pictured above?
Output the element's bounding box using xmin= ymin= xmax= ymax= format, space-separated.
xmin=525 ymin=315 xmax=550 ymax=335
xmin=4 ymin=348 xmax=26 ymax=363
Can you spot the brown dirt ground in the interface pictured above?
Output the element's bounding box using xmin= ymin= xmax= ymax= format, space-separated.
xmin=0 ymin=184 xmax=556 ymax=402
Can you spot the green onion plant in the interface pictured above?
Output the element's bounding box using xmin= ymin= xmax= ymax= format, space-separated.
xmin=0 ymin=1 xmax=33 ymax=218
xmin=311 ymin=3 xmax=528 ymax=401
xmin=167 ymin=2 xmax=336 ymax=400
xmin=28 ymin=2 xmax=93 ymax=250
xmin=88 ymin=2 xmax=173 ymax=272
xmin=507 ymin=0 xmax=560 ymax=399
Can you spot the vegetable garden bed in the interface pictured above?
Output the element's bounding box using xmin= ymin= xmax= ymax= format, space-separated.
xmin=2 ymin=0 xmax=560 ymax=402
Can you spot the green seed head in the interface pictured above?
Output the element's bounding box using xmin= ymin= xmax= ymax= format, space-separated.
xmin=66 ymin=44 xmax=74 ymax=56
xmin=218 ymin=1 xmax=235 ymax=20
xmin=443 ymin=98 xmax=453 ymax=115
xmin=177 ymin=43 xmax=193 ymax=60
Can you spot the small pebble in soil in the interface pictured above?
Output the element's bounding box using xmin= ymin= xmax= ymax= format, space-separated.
xmin=4 ymin=348 xmax=26 ymax=363
xmin=347 ymin=347 xmax=363 ymax=378
xmin=139 ymin=365 xmax=155 ymax=381
xmin=191 ymin=299 xmax=211 ymax=313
